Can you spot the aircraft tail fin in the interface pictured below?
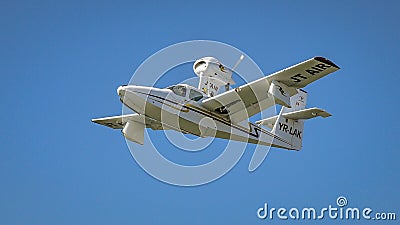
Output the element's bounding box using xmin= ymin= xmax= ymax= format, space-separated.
xmin=257 ymin=90 xmax=331 ymax=150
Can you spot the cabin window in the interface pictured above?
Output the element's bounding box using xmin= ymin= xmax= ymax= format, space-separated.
xmin=168 ymin=85 xmax=187 ymax=97
xmin=189 ymin=89 xmax=203 ymax=102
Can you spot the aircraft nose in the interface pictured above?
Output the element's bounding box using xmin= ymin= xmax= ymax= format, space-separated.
xmin=117 ymin=85 xmax=126 ymax=96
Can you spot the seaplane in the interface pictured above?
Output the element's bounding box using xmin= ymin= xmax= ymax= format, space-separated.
xmin=92 ymin=56 xmax=340 ymax=154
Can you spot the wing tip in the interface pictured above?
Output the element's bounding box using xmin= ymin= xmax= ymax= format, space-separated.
xmin=91 ymin=118 xmax=101 ymax=123
xmin=314 ymin=56 xmax=340 ymax=69
xmin=312 ymin=107 xmax=332 ymax=118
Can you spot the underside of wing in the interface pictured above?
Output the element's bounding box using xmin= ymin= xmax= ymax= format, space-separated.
xmin=200 ymin=56 xmax=339 ymax=123
xmin=200 ymin=83 xmax=275 ymax=123
xmin=92 ymin=114 xmax=166 ymax=130
xmin=265 ymin=56 xmax=340 ymax=89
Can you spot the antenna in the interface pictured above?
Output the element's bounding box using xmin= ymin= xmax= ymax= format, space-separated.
xmin=231 ymin=54 xmax=244 ymax=71
xmin=225 ymin=54 xmax=244 ymax=92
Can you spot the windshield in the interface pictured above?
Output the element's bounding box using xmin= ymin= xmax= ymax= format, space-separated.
xmin=167 ymin=85 xmax=187 ymax=97
xmin=189 ymin=89 xmax=203 ymax=101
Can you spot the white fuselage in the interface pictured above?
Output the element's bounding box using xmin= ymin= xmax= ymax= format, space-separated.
xmin=117 ymin=84 xmax=293 ymax=149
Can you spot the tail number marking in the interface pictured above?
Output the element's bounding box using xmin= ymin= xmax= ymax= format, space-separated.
xmin=278 ymin=122 xmax=302 ymax=139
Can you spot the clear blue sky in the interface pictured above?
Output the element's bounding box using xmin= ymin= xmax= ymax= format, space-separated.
xmin=1 ymin=1 xmax=399 ymax=224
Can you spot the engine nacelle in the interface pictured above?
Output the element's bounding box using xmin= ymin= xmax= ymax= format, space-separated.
xmin=193 ymin=57 xmax=235 ymax=85
xmin=193 ymin=57 xmax=235 ymax=97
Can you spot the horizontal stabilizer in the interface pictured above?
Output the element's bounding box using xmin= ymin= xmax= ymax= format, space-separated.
xmin=256 ymin=108 xmax=331 ymax=129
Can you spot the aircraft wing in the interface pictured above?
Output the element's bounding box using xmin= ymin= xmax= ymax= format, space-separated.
xmin=200 ymin=57 xmax=340 ymax=123
xmin=92 ymin=114 xmax=166 ymax=130
xmin=264 ymin=56 xmax=340 ymax=89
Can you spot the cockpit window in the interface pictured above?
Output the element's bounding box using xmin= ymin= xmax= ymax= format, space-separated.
xmin=189 ymin=89 xmax=204 ymax=102
xmin=168 ymin=85 xmax=187 ymax=97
